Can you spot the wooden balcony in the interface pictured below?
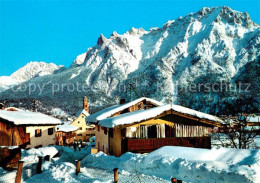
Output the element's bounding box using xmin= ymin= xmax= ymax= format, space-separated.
xmin=64 ymin=133 xmax=76 ymax=139
xmin=122 ymin=137 xmax=211 ymax=153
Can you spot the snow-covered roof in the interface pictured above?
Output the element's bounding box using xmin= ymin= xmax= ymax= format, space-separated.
xmin=0 ymin=146 xmax=19 ymax=149
xmin=76 ymin=109 xmax=90 ymax=117
xmin=248 ymin=116 xmax=260 ymax=123
xmin=237 ymin=115 xmax=260 ymax=123
xmin=86 ymin=97 xmax=163 ymax=123
xmin=99 ymin=104 xmax=223 ymax=128
xmin=5 ymin=107 xmax=21 ymax=111
xmin=0 ymin=110 xmax=62 ymax=126
xmin=55 ymin=124 xmax=78 ymax=132
xmin=170 ymin=104 xmax=223 ymax=123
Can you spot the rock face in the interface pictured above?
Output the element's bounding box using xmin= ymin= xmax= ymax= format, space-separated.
xmin=0 ymin=6 xmax=259 ymax=116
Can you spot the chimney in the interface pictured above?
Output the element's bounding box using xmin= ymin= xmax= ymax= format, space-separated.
xmin=0 ymin=103 xmax=5 ymax=110
xmin=83 ymin=96 xmax=89 ymax=113
xmin=120 ymin=98 xmax=126 ymax=104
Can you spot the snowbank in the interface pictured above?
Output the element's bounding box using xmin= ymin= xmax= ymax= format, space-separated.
xmin=82 ymin=146 xmax=260 ymax=183
xmin=21 ymin=146 xmax=59 ymax=164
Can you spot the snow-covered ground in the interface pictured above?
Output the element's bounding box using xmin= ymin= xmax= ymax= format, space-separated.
xmin=84 ymin=146 xmax=260 ymax=183
xmin=1 ymin=145 xmax=259 ymax=183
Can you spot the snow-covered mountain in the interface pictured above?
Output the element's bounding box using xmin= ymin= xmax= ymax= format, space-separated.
xmin=0 ymin=62 xmax=64 ymax=92
xmin=0 ymin=6 xmax=259 ymax=116
xmin=10 ymin=61 xmax=64 ymax=82
xmin=0 ymin=76 xmax=19 ymax=92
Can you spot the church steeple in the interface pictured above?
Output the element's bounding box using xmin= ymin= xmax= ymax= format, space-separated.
xmin=83 ymin=96 xmax=89 ymax=113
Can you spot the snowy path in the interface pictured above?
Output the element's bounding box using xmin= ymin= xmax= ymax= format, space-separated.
xmin=24 ymin=162 xmax=170 ymax=183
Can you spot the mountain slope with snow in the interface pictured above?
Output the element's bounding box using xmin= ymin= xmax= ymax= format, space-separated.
xmin=10 ymin=61 xmax=64 ymax=82
xmin=0 ymin=62 xmax=64 ymax=92
xmin=0 ymin=6 xmax=259 ymax=115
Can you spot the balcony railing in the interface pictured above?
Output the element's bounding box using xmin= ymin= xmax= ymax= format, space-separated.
xmin=122 ymin=137 xmax=211 ymax=153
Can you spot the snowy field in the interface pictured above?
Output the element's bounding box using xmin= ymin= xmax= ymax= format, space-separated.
xmin=0 ymin=145 xmax=259 ymax=183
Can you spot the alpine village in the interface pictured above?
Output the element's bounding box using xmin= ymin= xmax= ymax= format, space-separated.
xmin=0 ymin=2 xmax=260 ymax=183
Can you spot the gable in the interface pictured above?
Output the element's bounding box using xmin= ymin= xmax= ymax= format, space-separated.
xmin=71 ymin=114 xmax=86 ymax=127
xmin=110 ymin=100 xmax=159 ymax=118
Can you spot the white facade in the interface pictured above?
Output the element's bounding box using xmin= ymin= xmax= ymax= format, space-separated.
xmin=26 ymin=126 xmax=56 ymax=148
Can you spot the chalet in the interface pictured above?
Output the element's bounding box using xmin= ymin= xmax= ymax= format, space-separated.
xmin=0 ymin=108 xmax=62 ymax=148
xmin=71 ymin=97 xmax=95 ymax=142
xmin=86 ymin=97 xmax=223 ymax=156
xmin=55 ymin=123 xmax=78 ymax=145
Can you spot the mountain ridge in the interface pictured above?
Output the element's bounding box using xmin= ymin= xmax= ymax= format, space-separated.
xmin=0 ymin=6 xmax=259 ymax=117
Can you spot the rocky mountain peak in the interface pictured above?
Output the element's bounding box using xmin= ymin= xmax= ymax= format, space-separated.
xmin=1 ymin=6 xmax=259 ymax=116
xmin=97 ymin=34 xmax=107 ymax=45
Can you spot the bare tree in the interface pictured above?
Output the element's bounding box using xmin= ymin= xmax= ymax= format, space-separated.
xmin=211 ymin=113 xmax=260 ymax=149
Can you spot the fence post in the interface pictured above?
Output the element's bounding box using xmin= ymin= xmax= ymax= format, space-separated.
xmin=37 ymin=156 xmax=43 ymax=173
xmin=45 ymin=155 xmax=51 ymax=161
xmin=75 ymin=160 xmax=80 ymax=175
xmin=113 ymin=168 xmax=119 ymax=183
xmin=15 ymin=160 xmax=24 ymax=183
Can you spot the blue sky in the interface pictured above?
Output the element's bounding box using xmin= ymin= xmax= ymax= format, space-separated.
xmin=0 ymin=0 xmax=259 ymax=76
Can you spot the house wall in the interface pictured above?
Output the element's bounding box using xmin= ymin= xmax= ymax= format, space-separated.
xmin=0 ymin=121 xmax=29 ymax=146
xmin=109 ymin=128 xmax=122 ymax=156
xmin=95 ymin=125 xmax=109 ymax=154
xmin=127 ymin=118 xmax=212 ymax=138
xmin=107 ymin=116 xmax=214 ymax=156
xmin=56 ymin=131 xmax=63 ymax=145
xmin=71 ymin=113 xmax=95 ymax=142
xmin=26 ymin=126 xmax=56 ymax=148
xmin=55 ymin=131 xmax=76 ymax=146
xmin=0 ymin=147 xmax=21 ymax=168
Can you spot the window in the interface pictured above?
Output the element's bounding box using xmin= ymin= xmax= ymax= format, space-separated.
xmin=77 ymin=133 xmax=82 ymax=136
xmin=78 ymin=121 xmax=80 ymax=124
xmin=35 ymin=129 xmax=42 ymax=137
xmin=86 ymin=128 xmax=95 ymax=131
xmin=104 ymin=128 xmax=107 ymax=135
xmin=82 ymin=116 xmax=85 ymax=118
xmin=48 ymin=128 xmax=54 ymax=135
xmin=79 ymin=127 xmax=82 ymax=130
xmin=109 ymin=128 xmax=113 ymax=138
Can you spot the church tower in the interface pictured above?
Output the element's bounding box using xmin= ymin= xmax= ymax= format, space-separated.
xmin=83 ymin=96 xmax=89 ymax=113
